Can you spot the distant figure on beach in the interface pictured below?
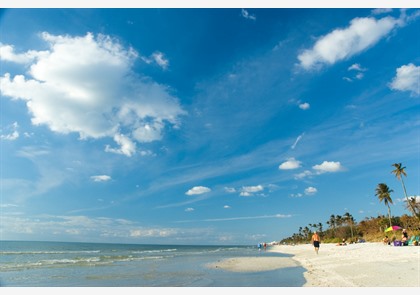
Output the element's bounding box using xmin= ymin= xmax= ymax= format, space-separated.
xmin=263 ymin=242 xmax=267 ymax=250
xmin=401 ymin=229 xmax=409 ymax=246
xmin=337 ymin=238 xmax=347 ymax=246
xmin=311 ymin=231 xmax=321 ymax=254
xmin=383 ymin=236 xmax=390 ymax=245
xmin=258 ymin=243 xmax=262 ymax=251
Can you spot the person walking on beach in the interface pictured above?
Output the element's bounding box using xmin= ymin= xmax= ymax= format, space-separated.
xmin=311 ymin=231 xmax=321 ymax=254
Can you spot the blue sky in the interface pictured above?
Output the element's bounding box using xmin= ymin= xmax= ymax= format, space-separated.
xmin=1 ymin=6 xmax=419 ymax=245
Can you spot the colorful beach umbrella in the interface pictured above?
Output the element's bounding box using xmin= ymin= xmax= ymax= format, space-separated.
xmin=385 ymin=225 xmax=402 ymax=232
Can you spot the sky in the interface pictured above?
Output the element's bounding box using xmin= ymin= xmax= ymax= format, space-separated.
xmin=0 ymin=3 xmax=419 ymax=245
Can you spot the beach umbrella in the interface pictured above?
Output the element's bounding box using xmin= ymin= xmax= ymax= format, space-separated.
xmin=384 ymin=225 xmax=402 ymax=232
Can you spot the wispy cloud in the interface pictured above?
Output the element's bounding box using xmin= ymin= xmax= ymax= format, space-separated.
xmin=176 ymin=214 xmax=291 ymax=223
xmin=241 ymin=9 xmax=256 ymax=21
xmin=344 ymin=63 xmax=367 ymax=82
xmin=90 ymin=175 xmax=112 ymax=182
xmin=141 ymin=51 xmax=170 ymax=70
xmin=0 ymin=121 xmax=19 ymax=141
xmin=291 ymin=133 xmax=304 ymax=149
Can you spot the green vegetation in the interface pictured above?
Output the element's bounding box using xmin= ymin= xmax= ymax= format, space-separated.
xmin=279 ymin=213 xmax=420 ymax=245
xmin=280 ymin=163 xmax=420 ymax=245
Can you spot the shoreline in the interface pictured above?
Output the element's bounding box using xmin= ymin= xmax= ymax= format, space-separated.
xmin=208 ymin=242 xmax=420 ymax=287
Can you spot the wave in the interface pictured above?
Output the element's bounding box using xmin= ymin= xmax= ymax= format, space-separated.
xmin=0 ymin=250 xmax=101 ymax=255
xmin=0 ymin=254 xmax=168 ymax=272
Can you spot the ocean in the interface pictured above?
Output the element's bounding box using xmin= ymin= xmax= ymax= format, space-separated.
xmin=0 ymin=240 xmax=306 ymax=287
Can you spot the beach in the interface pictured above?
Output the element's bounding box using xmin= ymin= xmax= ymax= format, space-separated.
xmin=209 ymin=242 xmax=420 ymax=287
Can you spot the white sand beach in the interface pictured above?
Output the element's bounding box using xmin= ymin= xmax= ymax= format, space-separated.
xmin=208 ymin=242 xmax=420 ymax=287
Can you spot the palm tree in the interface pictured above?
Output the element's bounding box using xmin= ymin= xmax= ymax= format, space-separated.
xmin=391 ymin=163 xmax=419 ymax=221
xmin=343 ymin=212 xmax=355 ymax=242
xmin=375 ymin=183 xmax=394 ymax=227
xmin=327 ymin=214 xmax=336 ymax=237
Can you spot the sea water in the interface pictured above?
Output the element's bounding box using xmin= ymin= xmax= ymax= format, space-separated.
xmin=0 ymin=241 xmax=306 ymax=287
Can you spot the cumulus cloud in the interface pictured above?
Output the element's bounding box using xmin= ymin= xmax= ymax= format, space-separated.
xmin=185 ymin=208 xmax=195 ymax=212
xmin=0 ymin=43 xmax=48 ymax=63
xmin=299 ymin=102 xmax=310 ymax=110
xmin=313 ymin=161 xmax=344 ymax=173
xmin=279 ymin=158 xmax=302 ymax=170
xmin=0 ymin=32 xmax=186 ymax=157
xmin=186 ymin=186 xmax=211 ymax=196
xmin=297 ymin=15 xmax=403 ymax=70
xmin=304 ymin=186 xmax=318 ymax=195
xmin=90 ymin=175 xmax=112 ymax=182
xmin=389 ymin=63 xmax=420 ymax=96
xmin=240 ymin=185 xmax=264 ymax=197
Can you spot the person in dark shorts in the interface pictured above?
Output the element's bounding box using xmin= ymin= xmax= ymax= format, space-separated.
xmin=311 ymin=231 xmax=321 ymax=254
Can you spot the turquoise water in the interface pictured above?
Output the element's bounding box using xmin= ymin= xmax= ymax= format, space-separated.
xmin=0 ymin=241 xmax=305 ymax=287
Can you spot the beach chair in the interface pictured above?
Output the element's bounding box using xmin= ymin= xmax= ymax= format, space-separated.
xmin=407 ymin=236 xmax=416 ymax=246
xmin=393 ymin=240 xmax=402 ymax=246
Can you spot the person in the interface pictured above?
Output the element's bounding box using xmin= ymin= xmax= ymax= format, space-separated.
xmin=383 ymin=235 xmax=390 ymax=245
xmin=338 ymin=238 xmax=347 ymax=246
xmin=401 ymin=229 xmax=409 ymax=246
xmin=311 ymin=231 xmax=321 ymax=254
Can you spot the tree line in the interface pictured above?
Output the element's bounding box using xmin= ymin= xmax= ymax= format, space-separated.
xmin=280 ymin=163 xmax=420 ymax=244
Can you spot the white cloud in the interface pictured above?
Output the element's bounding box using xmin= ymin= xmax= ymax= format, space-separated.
xmin=299 ymin=102 xmax=310 ymax=110
xmin=186 ymin=186 xmax=211 ymax=196
xmin=0 ymin=32 xmax=186 ymax=157
xmin=294 ymin=170 xmax=312 ymax=180
xmin=290 ymin=193 xmax=303 ymax=198
xmin=297 ymin=15 xmax=402 ymax=70
xmin=389 ymin=63 xmax=420 ymax=96
xmin=152 ymin=51 xmax=169 ymax=69
xmin=90 ymin=175 xmax=112 ymax=182
xmin=279 ymin=158 xmax=302 ymax=170
xmin=242 ymin=185 xmax=263 ymax=193
xmin=355 ymin=73 xmax=364 ymax=80
xmin=141 ymin=51 xmax=169 ymax=70
xmin=304 ymin=186 xmax=318 ymax=195
xmin=372 ymin=8 xmax=393 ymax=15
xmin=185 ymin=207 xmax=195 ymax=212
xmin=0 ymin=43 xmax=48 ymax=64
xmin=348 ymin=63 xmax=366 ymax=72
xmin=1 ymin=121 xmax=19 ymax=141
xmin=240 ymin=185 xmax=264 ymax=196
xmin=241 ymin=9 xmax=256 ymax=21
xmin=224 ymin=187 xmax=236 ymax=193
xmin=105 ymin=133 xmax=137 ymax=157
xmin=313 ymin=161 xmax=344 ymax=173
xmin=223 ymin=205 xmax=231 ymax=209
xmin=291 ymin=133 xmax=304 ymax=149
